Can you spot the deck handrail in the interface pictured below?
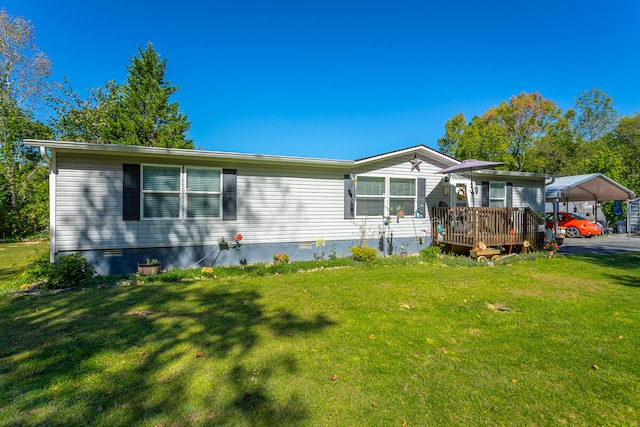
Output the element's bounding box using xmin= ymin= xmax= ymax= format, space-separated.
xmin=431 ymin=207 xmax=543 ymax=250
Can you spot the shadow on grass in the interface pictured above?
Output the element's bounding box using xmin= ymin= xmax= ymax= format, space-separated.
xmin=0 ymin=281 xmax=335 ymax=426
xmin=570 ymin=253 xmax=640 ymax=288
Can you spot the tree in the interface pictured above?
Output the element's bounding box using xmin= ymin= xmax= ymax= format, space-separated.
xmin=483 ymin=92 xmax=563 ymax=171
xmin=0 ymin=9 xmax=53 ymax=238
xmin=612 ymin=113 xmax=640 ymax=194
xmin=0 ymin=93 xmax=51 ymax=237
xmin=0 ymin=8 xmax=53 ymax=110
xmin=572 ymin=87 xmax=618 ymax=143
xmin=50 ymin=78 xmax=121 ymax=143
xmin=103 ymin=42 xmax=193 ymax=148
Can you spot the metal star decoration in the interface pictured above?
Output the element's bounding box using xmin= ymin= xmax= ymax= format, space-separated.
xmin=409 ymin=155 xmax=422 ymax=172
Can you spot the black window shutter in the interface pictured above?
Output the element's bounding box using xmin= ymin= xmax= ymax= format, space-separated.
xmin=223 ymin=169 xmax=237 ymax=220
xmin=481 ymin=181 xmax=490 ymax=207
xmin=123 ymin=164 xmax=140 ymax=220
xmin=344 ymin=175 xmax=355 ymax=219
xmin=506 ymin=182 xmax=513 ymax=207
xmin=417 ymin=178 xmax=426 ymax=217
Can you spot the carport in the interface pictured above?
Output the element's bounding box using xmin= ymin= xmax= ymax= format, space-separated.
xmin=545 ymin=173 xmax=637 ymax=237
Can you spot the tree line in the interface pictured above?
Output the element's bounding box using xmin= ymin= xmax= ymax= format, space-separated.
xmin=2 ymin=7 xmax=639 ymax=239
xmin=1 ymin=8 xmax=192 ymax=239
xmin=437 ymin=90 xmax=640 ymax=221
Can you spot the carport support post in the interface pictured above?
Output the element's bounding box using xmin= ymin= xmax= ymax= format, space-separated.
xmin=627 ymin=200 xmax=631 ymax=240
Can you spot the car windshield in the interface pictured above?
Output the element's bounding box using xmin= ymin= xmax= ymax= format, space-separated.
xmin=568 ymin=213 xmax=587 ymax=220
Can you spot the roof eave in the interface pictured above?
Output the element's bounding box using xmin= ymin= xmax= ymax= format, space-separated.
xmin=23 ymin=139 xmax=354 ymax=168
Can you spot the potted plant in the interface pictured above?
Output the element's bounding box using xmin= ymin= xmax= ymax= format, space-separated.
xmin=137 ymin=258 xmax=162 ymax=275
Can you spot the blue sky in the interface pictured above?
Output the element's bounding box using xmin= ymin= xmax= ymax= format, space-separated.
xmin=5 ymin=1 xmax=640 ymax=159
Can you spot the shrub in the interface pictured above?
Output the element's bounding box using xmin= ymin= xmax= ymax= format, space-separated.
xmin=349 ymin=245 xmax=377 ymax=263
xmin=46 ymin=253 xmax=96 ymax=289
xmin=420 ymin=245 xmax=442 ymax=260
xmin=17 ymin=252 xmax=96 ymax=290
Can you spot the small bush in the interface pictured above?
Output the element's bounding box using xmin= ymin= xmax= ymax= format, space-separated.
xmin=17 ymin=252 xmax=96 ymax=290
xmin=349 ymin=245 xmax=377 ymax=263
xmin=420 ymin=245 xmax=442 ymax=260
xmin=46 ymin=253 xmax=96 ymax=289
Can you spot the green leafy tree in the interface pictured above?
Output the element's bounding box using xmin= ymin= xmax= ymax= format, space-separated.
xmin=50 ymin=78 xmax=120 ymax=143
xmin=572 ymin=87 xmax=618 ymax=143
xmin=0 ymin=8 xmax=53 ymax=238
xmin=103 ymin=42 xmax=193 ymax=148
xmin=483 ymin=92 xmax=563 ymax=171
xmin=612 ymin=113 xmax=640 ymax=194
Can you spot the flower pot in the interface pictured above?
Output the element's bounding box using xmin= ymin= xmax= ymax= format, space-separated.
xmin=137 ymin=262 xmax=161 ymax=276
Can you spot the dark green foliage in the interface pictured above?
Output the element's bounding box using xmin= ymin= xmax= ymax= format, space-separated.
xmin=419 ymin=245 xmax=442 ymax=260
xmin=18 ymin=252 xmax=95 ymax=290
xmin=102 ymin=43 xmax=193 ymax=148
xmin=349 ymin=245 xmax=377 ymax=262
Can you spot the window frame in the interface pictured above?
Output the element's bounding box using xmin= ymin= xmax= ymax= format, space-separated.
xmin=185 ymin=166 xmax=222 ymax=219
xmin=140 ymin=164 xmax=223 ymax=220
xmin=355 ymin=176 xmax=386 ymax=217
xmin=489 ymin=181 xmax=506 ymax=208
xmin=355 ymin=176 xmax=417 ymax=218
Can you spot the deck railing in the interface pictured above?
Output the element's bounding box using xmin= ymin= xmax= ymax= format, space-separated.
xmin=431 ymin=207 xmax=544 ymax=250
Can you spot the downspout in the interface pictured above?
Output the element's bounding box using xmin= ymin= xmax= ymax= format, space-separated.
xmin=40 ymin=147 xmax=57 ymax=263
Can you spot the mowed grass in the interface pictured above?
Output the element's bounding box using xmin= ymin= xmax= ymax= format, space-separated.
xmin=1 ymin=253 xmax=639 ymax=426
xmin=0 ymin=240 xmax=49 ymax=292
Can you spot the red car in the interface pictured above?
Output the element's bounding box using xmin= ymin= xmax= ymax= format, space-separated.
xmin=545 ymin=212 xmax=602 ymax=238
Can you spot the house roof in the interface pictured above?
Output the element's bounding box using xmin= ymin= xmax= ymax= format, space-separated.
xmin=24 ymin=139 xmax=354 ymax=168
xmin=471 ymin=169 xmax=552 ymax=181
xmin=545 ymin=173 xmax=636 ymax=202
xmin=354 ymin=144 xmax=459 ymax=167
xmin=24 ymin=140 xmax=463 ymax=171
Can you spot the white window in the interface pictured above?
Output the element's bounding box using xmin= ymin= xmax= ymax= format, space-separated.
xmin=141 ymin=165 xmax=222 ymax=219
xmin=142 ymin=165 xmax=181 ymax=218
xmin=186 ymin=167 xmax=222 ymax=218
xmin=389 ymin=178 xmax=416 ymax=216
xmin=356 ymin=176 xmax=385 ymax=216
xmin=356 ymin=176 xmax=416 ymax=217
xmin=489 ymin=182 xmax=506 ymax=207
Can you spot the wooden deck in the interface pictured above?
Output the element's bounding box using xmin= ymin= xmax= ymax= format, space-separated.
xmin=431 ymin=207 xmax=544 ymax=250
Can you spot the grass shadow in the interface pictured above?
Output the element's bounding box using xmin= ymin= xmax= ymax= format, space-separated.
xmin=0 ymin=280 xmax=335 ymax=425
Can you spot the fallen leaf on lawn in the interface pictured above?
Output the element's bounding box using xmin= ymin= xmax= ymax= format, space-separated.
xmin=287 ymin=332 xmax=293 ymax=337
xmin=162 ymin=378 xmax=171 ymax=383
xmin=195 ymin=352 xmax=203 ymax=358
xmin=403 ymin=419 xmax=407 ymax=426
xmin=511 ymin=379 xmax=517 ymax=383
xmin=618 ymin=335 xmax=624 ymax=340
xmin=97 ymin=406 xmax=103 ymax=412
xmin=592 ymin=365 xmax=599 ymax=370
xmin=252 ymin=370 xmax=260 ymax=376
xmin=371 ymin=401 xmax=376 ymax=407
xmin=140 ymin=349 xmax=147 ymax=355
xmin=370 ymin=334 xmax=376 ymax=340
xmin=53 ymin=385 xmax=59 ymax=391
xmin=330 ymin=375 xmax=338 ymax=381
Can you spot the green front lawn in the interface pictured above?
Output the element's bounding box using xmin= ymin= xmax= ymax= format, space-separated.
xmin=0 ymin=240 xmax=49 ymax=292
xmin=1 ymin=253 xmax=639 ymax=426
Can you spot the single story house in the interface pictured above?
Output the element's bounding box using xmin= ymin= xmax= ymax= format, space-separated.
xmin=25 ymin=140 xmax=550 ymax=275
